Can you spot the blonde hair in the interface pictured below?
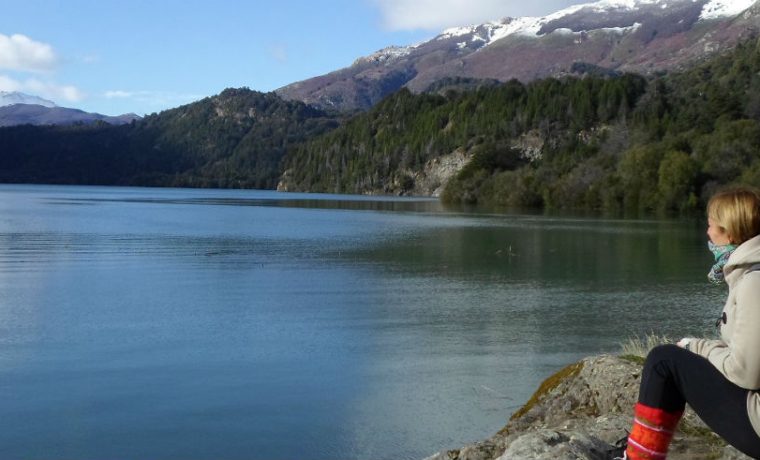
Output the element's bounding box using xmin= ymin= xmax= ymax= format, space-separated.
xmin=707 ymin=187 xmax=760 ymax=245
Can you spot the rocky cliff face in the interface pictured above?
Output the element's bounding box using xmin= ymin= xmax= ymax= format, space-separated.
xmin=277 ymin=147 xmax=470 ymax=196
xmin=424 ymin=355 xmax=752 ymax=460
xmin=277 ymin=0 xmax=760 ymax=112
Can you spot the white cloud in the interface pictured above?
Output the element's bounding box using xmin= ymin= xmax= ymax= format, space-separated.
xmin=0 ymin=74 xmax=21 ymax=91
xmin=0 ymin=34 xmax=57 ymax=72
xmin=268 ymin=44 xmax=288 ymax=63
xmin=25 ymin=79 xmax=84 ymax=102
xmin=80 ymin=54 xmax=100 ymax=64
xmin=0 ymin=34 xmax=80 ymax=103
xmin=0 ymin=74 xmax=84 ymax=102
xmin=371 ymin=0 xmax=581 ymax=30
xmin=103 ymin=89 xmax=204 ymax=109
xmin=105 ymin=90 xmax=133 ymax=99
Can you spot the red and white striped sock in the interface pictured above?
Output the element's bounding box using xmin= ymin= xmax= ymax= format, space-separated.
xmin=626 ymin=402 xmax=683 ymax=459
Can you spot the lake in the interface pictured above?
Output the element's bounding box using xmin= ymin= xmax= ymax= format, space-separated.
xmin=0 ymin=184 xmax=724 ymax=460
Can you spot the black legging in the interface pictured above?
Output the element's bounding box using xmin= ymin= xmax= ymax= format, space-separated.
xmin=640 ymin=344 xmax=760 ymax=458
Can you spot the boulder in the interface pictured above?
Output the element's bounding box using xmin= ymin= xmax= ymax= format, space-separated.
xmin=424 ymin=355 xmax=752 ymax=460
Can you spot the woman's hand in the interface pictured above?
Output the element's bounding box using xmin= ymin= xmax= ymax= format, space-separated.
xmin=677 ymin=338 xmax=694 ymax=350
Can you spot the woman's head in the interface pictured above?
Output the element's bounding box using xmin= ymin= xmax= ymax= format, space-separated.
xmin=707 ymin=187 xmax=760 ymax=245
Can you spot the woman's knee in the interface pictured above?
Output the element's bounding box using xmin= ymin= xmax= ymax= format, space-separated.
xmin=642 ymin=343 xmax=690 ymax=377
xmin=645 ymin=344 xmax=683 ymax=365
xmin=639 ymin=344 xmax=691 ymax=411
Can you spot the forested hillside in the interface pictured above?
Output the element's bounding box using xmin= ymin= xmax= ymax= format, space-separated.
xmin=281 ymin=36 xmax=760 ymax=213
xmin=3 ymin=37 xmax=760 ymax=214
xmin=0 ymin=89 xmax=339 ymax=188
xmin=280 ymin=75 xmax=647 ymax=200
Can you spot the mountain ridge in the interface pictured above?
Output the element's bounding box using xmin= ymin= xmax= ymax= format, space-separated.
xmin=0 ymin=91 xmax=56 ymax=108
xmin=3 ymin=25 xmax=760 ymax=214
xmin=0 ymin=104 xmax=141 ymax=127
xmin=0 ymin=88 xmax=340 ymax=188
xmin=0 ymin=91 xmax=141 ymax=127
xmin=277 ymin=32 xmax=760 ymax=213
xmin=276 ymin=0 xmax=760 ymax=112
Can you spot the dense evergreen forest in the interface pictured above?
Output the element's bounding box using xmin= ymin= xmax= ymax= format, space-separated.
xmin=0 ymin=88 xmax=339 ymax=189
xmin=282 ymin=36 xmax=760 ymax=214
xmin=3 ymin=37 xmax=760 ymax=214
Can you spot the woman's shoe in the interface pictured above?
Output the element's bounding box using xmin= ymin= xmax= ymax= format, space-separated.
xmin=608 ymin=434 xmax=628 ymax=460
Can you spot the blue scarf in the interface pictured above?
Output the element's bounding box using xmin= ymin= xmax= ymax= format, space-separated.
xmin=708 ymin=240 xmax=737 ymax=284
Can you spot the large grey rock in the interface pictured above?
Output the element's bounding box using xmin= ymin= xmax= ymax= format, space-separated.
xmin=497 ymin=429 xmax=610 ymax=460
xmin=425 ymin=355 xmax=753 ymax=460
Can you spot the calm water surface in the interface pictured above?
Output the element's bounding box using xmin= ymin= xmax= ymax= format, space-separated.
xmin=0 ymin=185 xmax=724 ymax=459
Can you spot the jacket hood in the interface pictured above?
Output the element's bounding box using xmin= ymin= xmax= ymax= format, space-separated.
xmin=725 ymin=234 xmax=760 ymax=283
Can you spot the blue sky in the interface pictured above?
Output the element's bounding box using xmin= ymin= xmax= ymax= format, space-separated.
xmin=0 ymin=0 xmax=580 ymax=116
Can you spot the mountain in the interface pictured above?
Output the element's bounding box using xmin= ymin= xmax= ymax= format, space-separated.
xmin=0 ymin=88 xmax=340 ymax=188
xmin=276 ymin=0 xmax=760 ymax=112
xmin=0 ymin=104 xmax=141 ymax=127
xmin=0 ymin=91 xmax=141 ymax=126
xmin=4 ymin=17 xmax=760 ymax=214
xmin=279 ymin=33 xmax=760 ymax=213
xmin=0 ymin=91 xmax=56 ymax=108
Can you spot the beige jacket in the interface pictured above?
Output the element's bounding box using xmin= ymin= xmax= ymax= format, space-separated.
xmin=692 ymin=234 xmax=760 ymax=437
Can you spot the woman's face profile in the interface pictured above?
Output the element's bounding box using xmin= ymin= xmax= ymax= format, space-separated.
xmin=708 ymin=217 xmax=732 ymax=246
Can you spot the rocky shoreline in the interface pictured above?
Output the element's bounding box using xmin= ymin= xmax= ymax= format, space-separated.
xmin=424 ymin=355 xmax=753 ymax=460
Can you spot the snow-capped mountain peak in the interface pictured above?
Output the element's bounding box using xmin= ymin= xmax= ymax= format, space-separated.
xmin=360 ymin=0 xmax=756 ymax=71
xmin=277 ymin=0 xmax=760 ymax=112
xmin=437 ymin=0 xmax=755 ymax=47
xmin=701 ymin=0 xmax=756 ymax=20
xmin=353 ymin=45 xmax=416 ymax=66
xmin=0 ymin=91 xmax=57 ymax=108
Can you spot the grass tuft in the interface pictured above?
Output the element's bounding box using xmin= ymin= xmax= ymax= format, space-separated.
xmin=619 ymin=333 xmax=672 ymax=359
xmin=619 ymin=354 xmax=646 ymax=365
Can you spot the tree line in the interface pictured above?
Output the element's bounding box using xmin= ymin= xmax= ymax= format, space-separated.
xmin=0 ymin=88 xmax=339 ymax=189
xmin=283 ymin=36 xmax=760 ymax=214
xmin=3 ymin=36 xmax=760 ymax=215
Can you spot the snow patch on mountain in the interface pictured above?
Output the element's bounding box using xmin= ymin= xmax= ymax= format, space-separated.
xmin=437 ymin=0 xmax=650 ymax=44
xmin=602 ymin=22 xmax=643 ymax=33
xmin=700 ymin=0 xmax=756 ymax=20
xmin=584 ymin=0 xmax=663 ymax=12
xmin=438 ymin=17 xmax=541 ymax=42
xmin=440 ymin=26 xmax=476 ymax=40
xmin=437 ymin=0 xmax=755 ymax=48
xmin=354 ymin=45 xmax=416 ymax=65
xmin=0 ymin=91 xmax=56 ymax=108
xmin=341 ymin=0 xmax=759 ymax=86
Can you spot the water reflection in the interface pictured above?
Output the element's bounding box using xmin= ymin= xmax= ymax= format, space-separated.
xmin=44 ymin=193 xmax=443 ymax=214
xmin=0 ymin=185 xmax=725 ymax=460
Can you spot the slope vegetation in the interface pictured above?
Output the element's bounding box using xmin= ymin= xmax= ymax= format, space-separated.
xmin=0 ymin=89 xmax=339 ymax=188
xmin=282 ymin=36 xmax=760 ymax=214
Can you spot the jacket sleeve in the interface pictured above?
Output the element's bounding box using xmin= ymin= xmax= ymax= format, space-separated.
xmin=690 ymin=272 xmax=760 ymax=390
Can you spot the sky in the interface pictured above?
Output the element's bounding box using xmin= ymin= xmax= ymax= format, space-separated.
xmin=0 ymin=0 xmax=582 ymax=116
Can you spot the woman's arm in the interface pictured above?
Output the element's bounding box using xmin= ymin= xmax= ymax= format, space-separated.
xmin=691 ymin=272 xmax=760 ymax=390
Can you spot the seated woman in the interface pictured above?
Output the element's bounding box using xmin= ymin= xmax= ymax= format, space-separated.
xmin=621 ymin=187 xmax=760 ymax=459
